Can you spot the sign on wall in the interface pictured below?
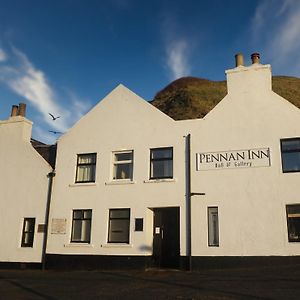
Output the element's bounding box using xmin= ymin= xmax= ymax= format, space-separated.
xmin=196 ymin=148 xmax=271 ymax=171
xmin=51 ymin=218 xmax=67 ymax=234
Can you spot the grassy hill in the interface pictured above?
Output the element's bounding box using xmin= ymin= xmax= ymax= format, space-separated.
xmin=151 ymin=76 xmax=300 ymax=120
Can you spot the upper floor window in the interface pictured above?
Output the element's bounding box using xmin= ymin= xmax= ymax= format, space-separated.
xmin=281 ymin=138 xmax=300 ymax=173
xmin=286 ymin=204 xmax=300 ymax=242
xmin=75 ymin=153 xmax=96 ymax=183
xmin=150 ymin=147 xmax=173 ymax=179
xmin=21 ymin=218 xmax=35 ymax=247
xmin=71 ymin=209 xmax=92 ymax=243
xmin=113 ymin=151 xmax=133 ymax=180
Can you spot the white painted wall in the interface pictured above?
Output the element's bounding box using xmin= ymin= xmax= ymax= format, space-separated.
xmin=47 ymin=61 xmax=300 ymax=259
xmin=190 ymin=63 xmax=300 ymax=256
xmin=47 ymin=85 xmax=188 ymax=256
xmin=0 ymin=115 xmax=52 ymax=263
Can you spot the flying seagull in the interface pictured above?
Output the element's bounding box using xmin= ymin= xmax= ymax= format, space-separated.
xmin=48 ymin=113 xmax=60 ymax=120
xmin=49 ymin=130 xmax=62 ymax=134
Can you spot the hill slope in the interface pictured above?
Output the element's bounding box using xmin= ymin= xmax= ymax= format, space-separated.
xmin=151 ymin=76 xmax=300 ymax=120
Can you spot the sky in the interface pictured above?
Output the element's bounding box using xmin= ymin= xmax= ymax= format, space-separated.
xmin=1 ymin=0 xmax=300 ymax=144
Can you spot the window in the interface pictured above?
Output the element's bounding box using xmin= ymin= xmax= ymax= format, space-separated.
xmin=108 ymin=209 xmax=130 ymax=243
xmin=135 ymin=218 xmax=143 ymax=231
xmin=286 ymin=205 xmax=300 ymax=242
xmin=75 ymin=153 xmax=96 ymax=183
xmin=71 ymin=209 xmax=92 ymax=243
xmin=21 ymin=218 xmax=35 ymax=247
xmin=281 ymin=138 xmax=300 ymax=173
xmin=150 ymin=147 xmax=173 ymax=179
xmin=208 ymin=207 xmax=219 ymax=247
xmin=113 ymin=151 xmax=133 ymax=180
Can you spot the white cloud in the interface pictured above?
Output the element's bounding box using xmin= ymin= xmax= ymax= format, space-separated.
xmin=161 ymin=12 xmax=192 ymax=80
xmin=0 ymin=47 xmax=91 ymax=143
xmin=0 ymin=48 xmax=7 ymax=62
xmin=166 ymin=39 xmax=190 ymax=80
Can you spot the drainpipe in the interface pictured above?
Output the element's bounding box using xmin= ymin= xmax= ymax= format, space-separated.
xmin=185 ymin=134 xmax=206 ymax=271
xmin=41 ymin=170 xmax=56 ymax=270
xmin=185 ymin=134 xmax=192 ymax=271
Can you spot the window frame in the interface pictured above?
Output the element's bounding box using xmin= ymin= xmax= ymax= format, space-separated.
xmin=21 ymin=218 xmax=35 ymax=248
xmin=207 ymin=207 xmax=219 ymax=247
xmin=149 ymin=147 xmax=173 ymax=180
xmin=71 ymin=209 xmax=92 ymax=243
xmin=75 ymin=153 xmax=97 ymax=183
xmin=280 ymin=138 xmax=300 ymax=173
xmin=112 ymin=150 xmax=134 ymax=181
xmin=108 ymin=208 xmax=130 ymax=244
xmin=286 ymin=204 xmax=300 ymax=242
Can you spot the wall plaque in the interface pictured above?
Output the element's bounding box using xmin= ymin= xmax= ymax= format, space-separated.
xmin=51 ymin=218 xmax=67 ymax=234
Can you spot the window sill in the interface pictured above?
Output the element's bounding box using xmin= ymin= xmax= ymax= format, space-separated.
xmin=64 ymin=243 xmax=94 ymax=248
xmin=69 ymin=183 xmax=97 ymax=187
xmin=105 ymin=180 xmax=136 ymax=186
xmin=101 ymin=243 xmax=133 ymax=248
xmin=143 ymin=178 xmax=176 ymax=183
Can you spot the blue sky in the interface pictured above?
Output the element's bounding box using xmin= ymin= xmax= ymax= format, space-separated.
xmin=1 ymin=0 xmax=300 ymax=143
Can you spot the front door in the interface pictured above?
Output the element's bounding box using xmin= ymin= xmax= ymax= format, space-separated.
xmin=152 ymin=207 xmax=180 ymax=268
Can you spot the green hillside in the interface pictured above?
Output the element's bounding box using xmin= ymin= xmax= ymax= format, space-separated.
xmin=151 ymin=76 xmax=300 ymax=120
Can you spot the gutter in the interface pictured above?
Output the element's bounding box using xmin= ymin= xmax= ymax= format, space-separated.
xmin=41 ymin=170 xmax=56 ymax=270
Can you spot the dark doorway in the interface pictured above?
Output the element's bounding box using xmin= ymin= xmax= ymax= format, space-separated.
xmin=152 ymin=207 xmax=180 ymax=268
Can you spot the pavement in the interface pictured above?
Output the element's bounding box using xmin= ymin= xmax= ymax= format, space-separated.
xmin=0 ymin=264 xmax=300 ymax=299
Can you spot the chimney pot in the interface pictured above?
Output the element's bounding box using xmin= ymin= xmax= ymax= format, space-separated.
xmin=235 ymin=53 xmax=244 ymax=67
xmin=251 ymin=52 xmax=260 ymax=64
xmin=11 ymin=105 xmax=19 ymax=117
xmin=18 ymin=103 xmax=26 ymax=117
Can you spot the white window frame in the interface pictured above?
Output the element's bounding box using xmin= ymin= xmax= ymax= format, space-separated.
xmin=112 ymin=150 xmax=134 ymax=181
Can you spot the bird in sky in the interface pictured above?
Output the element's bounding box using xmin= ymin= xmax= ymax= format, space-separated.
xmin=49 ymin=130 xmax=62 ymax=134
xmin=48 ymin=113 xmax=60 ymax=120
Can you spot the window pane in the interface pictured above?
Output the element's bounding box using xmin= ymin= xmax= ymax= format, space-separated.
xmin=282 ymin=139 xmax=300 ymax=151
xmin=72 ymin=220 xmax=82 ymax=241
xmin=109 ymin=219 xmax=129 ymax=243
xmin=84 ymin=210 xmax=92 ymax=219
xmin=208 ymin=207 xmax=219 ymax=247
xmin=151 ymin=160 xmax=173 ymax=178
xmin=73 ymin=210 xmax=83 ymax=219
xmin=115 ymin=152 xmax=132 ymax=161
xmin=151 ymin=148 xmax=172 ymax=159
xmin=78 ymin=154 xmax=96 ymax=164
xmin=114 ymin=163 xmax=132 ymax=179
xmin=282 ymin=152 xmax=300 ymax=172
xmin=110 ymin=209 xmax=130 ymax=219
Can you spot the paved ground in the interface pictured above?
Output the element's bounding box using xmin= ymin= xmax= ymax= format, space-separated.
xmin=0 ymin=264 xmax=299 ymax=299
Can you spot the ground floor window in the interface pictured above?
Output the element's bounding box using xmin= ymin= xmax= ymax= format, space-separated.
xmin=21 ymin=218 xmax=35 ymax=247
xmin=286 ymin=204 xmax=300 ymax=242
xmin=71 ymin=209 xmax=92 ymax=243
xmin=208 ymin=207 xmax=219 ymax=247
xmin=108 ymin=208 xmax=130 ymax=243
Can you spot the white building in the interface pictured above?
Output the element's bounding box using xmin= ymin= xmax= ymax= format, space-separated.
xmin=0 ymin=104 xmax=54 ymax=268
xmin=45 ymin=53 xmax=300 ymax=270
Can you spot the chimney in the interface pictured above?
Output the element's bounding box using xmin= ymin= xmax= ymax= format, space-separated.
xmin=251 ymin=53 xmax=260 ymax=64
xmin=235 ymin=53 xmax=244 ymax=67
xmin=18 ymin=103 xmax=26 ymax=117
xmin=10 ymin=105 xmax=19 ymax=117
